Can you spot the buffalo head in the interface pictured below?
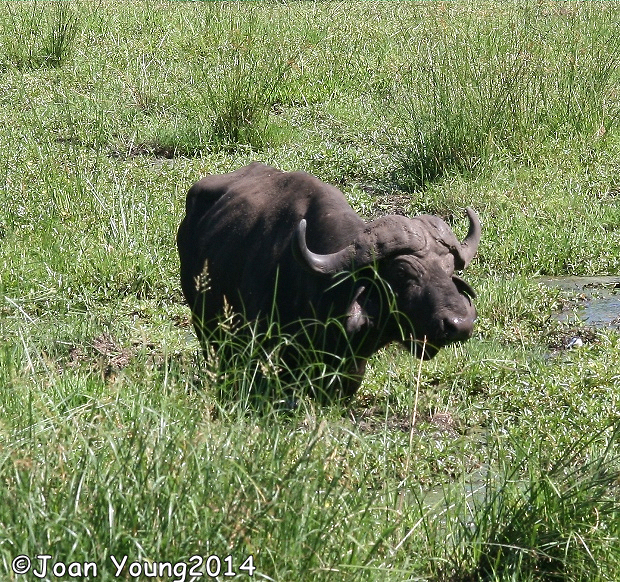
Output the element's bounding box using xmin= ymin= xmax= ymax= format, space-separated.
xmin=294 ymin=207 xmax=481 ymax=360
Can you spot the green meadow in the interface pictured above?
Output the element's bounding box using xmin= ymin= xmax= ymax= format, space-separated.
xmin=1 ymin=1 xmax=619 ymax=580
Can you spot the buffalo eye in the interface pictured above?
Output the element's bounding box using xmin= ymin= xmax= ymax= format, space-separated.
xmin=390 ymin=261 xmax=412 ymax=283
xmin=395 ymin=264 xmax=408 ymax=280
xmin=391 ymin=269 xmax=414 ymax=294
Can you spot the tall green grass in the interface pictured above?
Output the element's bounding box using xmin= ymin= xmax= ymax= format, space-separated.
xmin=391 ymin=3 xmax=620 ymax=188
xmin=1 ymin=1 xmax=79 ymax=70
xmin=3 ymin=334 xmax=618 ymax=581
xmin=191 ymin=5 xmax=291 ymax=148
xmin=426 ymin=426 xmax=620 ymax=581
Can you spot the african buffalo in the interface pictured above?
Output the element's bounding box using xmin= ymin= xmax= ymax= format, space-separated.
xmin=177 ymin=162 xmax=480 ymax=399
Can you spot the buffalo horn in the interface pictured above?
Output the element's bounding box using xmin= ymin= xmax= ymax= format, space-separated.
xmin=295 ymin=219 xmax=354 ymax=275
xmin=456 ymin=207 xmax=481 ymax=269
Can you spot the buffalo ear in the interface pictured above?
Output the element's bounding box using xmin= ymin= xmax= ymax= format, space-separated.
xmin=345 ymin=286 xmax=370 ymax=335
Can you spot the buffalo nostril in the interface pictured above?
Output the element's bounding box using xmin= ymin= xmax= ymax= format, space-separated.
xmin=443 ymin=316 xmax=473 ymax=341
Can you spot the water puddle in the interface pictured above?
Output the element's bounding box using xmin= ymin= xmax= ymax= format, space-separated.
xmin=422 ymin=466 xmax=491 ymax=510
xmin=539 ymin=276 xmax=620 ymax=329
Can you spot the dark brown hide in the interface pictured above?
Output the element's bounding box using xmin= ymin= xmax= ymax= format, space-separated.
xmin=177 ymin=162 xmax=480 ymax=399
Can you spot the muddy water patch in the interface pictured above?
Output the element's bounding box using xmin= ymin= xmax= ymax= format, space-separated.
xmin=540 ymin=276 xmax=620 ymax=329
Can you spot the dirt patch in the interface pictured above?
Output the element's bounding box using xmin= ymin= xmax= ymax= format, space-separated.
xmin=358 ymin=186 xmax=415 ymax=220
xmin=349 ymin=404 xmax=462 ymax=438
xmin=546 ymin=325 xmax=598 ymax=352
xmin=350 ymin=405 xmax=413 ymax=434
xmin=92 ymin=333 xmax=133 ymax=368
xmin=63 ymin=333 xmax=135 ymax=381
xmin=107 ymin=141 xmax=186 ymax=162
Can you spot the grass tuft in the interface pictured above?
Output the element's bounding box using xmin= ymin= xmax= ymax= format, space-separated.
xmin=390 ymin=3 xmax=620 ymax=189
xmin=1 ymin=1 xmax=79 ymax=70
xmin=188 ymin=5 xmax=291 ymax=149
